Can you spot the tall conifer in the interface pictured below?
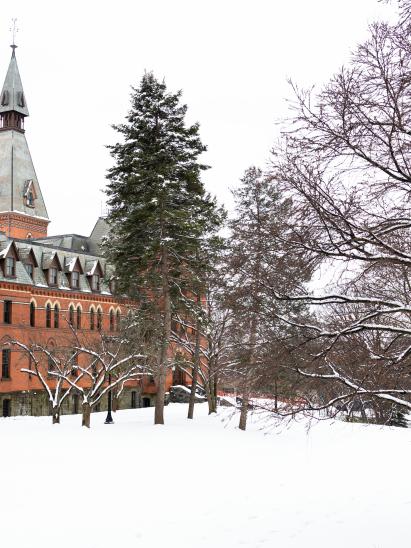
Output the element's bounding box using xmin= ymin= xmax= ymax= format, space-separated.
xmin=226 ymin=167 xmax=312 ymax=429
xmin=105 ymin=73 xmax=222 ymax=424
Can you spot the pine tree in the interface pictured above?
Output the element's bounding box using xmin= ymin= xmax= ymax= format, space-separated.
xmin=225 ymin=167 xmax=312 ymax=430
xmin=105 ymin=73 xmax=222 ymax=425
xmin=390 ymin=409 xmax=409 ymax=428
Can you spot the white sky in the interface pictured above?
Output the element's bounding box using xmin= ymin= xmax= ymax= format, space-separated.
xmin=0 ymin=0 xmax=396 ymax=236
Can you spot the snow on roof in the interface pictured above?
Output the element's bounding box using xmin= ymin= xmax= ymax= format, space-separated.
xmin=65 ymin=257 xmax=77 ymax=272
xmin=0 ymin=242 xmax=12 ymax=258
xmin=172 ymin=384 xmax=192 ymax=394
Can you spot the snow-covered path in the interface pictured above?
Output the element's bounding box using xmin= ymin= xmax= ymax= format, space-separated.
xmin=1 ymin=403 xmax=410 ymax=548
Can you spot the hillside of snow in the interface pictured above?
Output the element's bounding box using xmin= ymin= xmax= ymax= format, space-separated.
xmin=1 ymin=403 xmax=409 ymax=548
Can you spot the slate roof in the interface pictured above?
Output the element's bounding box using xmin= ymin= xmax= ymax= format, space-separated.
xmin=0 ymin=47 xmax=49 ymax=219
xmin=0 ymin=230 xmax=114 ymax=295
xmin=0 ymin=47 xmax=29 ymax=116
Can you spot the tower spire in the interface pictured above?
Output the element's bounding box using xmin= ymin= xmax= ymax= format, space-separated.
xmin=0 ymin=41 xmax=49 ymax=238
xmin=0 ymin=28 xmax=29 ymax=131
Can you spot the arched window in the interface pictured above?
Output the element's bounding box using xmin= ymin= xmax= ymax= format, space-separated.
xmin=109 ymin=310 xmax=114 ymax=331
xmin=90 ymin=309 xmax=95 ymax=330
xmin=47 ymin=343 xmax=55 ymax=376
xmin=69 ymin=305 xmax=75 ymax=326
xmin=116 ymin=310 xmax=121 ymax=331
xmin=76 ymin=306 xmax=81 ymax=329
xmin=30 ymin=302 xmax=35 ymax=327
xmin=48 ymin=353 xmax=54 ymax=374
xmin=54 ymin=304 xmax=59 ymax=329
xmin=46 ymin=304 xmax=51 ymax=328
xmin=97 ymin=309 xmax=102 ymax=331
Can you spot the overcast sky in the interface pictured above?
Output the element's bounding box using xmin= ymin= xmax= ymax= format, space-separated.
xmin=0 ymin=0 xmax=396 ymax=236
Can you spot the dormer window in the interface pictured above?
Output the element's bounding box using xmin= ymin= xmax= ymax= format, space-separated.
xmin=85 ymin=259 xmax=104 ymax=293
xmin=71 ymin=271 xmax=80 ymax=289
xmin=91 ymin=274 xmax=100 ymax=292
xmin=42 ymin=251 xmax=62 ymax=288
xmin=64 ymin=257 xmax=83 ymax=290
xmin=0 ymin=242 xmax=20 ymax=278
xmin=1 ymin=90 xmax=9 ymax=106
xmin=25 ymin=263 xmax=33 ymax=279
xmin=27 ymin=191 xmax=34 ymax=207
xmin=5 ymin=257 xmax=15 ymax=277
xmin=17 ymin=91 xmax=25 ymax=108
xmin=49 ymin=267 xmax=58 ymax=286
xmin=24 ymin=180 xmax=37 ymax=208
xmin=19 ymin=248 xmax=38 ymax=280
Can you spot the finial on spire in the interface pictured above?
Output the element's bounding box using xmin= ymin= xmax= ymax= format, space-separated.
xmin=9 ymin=18 xmax=18 ymax=52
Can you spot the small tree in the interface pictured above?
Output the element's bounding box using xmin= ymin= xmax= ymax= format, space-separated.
xmin=14 ymin=321 xmax=148 ymax=428
xmin=60 ymin=328 xmax=147 ymax=428
xmin=10 ymin=339 xmax=76 ymax=424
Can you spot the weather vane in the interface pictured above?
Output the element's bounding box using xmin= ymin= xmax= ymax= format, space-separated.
xmin=10 ymin=18 xmax=18 ymax=49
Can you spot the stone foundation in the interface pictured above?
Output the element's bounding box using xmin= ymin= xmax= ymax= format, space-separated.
xmin=0 ymin=387 xmax=155 ymax=418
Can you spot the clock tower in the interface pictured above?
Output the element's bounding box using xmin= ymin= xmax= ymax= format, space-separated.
xmin=0 ymin=44 xmax=49 ymax=239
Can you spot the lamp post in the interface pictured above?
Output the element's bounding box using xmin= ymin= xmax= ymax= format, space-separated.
xmin=104 ymin=372 xmax=114 ymax=424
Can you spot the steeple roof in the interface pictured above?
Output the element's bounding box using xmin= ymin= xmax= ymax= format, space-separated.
xmin=0 ymin=45 xmax=49 ymax=236
xmin=0 ymin=46 xmax=29 ymax=116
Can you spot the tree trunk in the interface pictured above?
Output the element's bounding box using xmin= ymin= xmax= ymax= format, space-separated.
xmin=239 ymin=382 xmax=250 ymax=431
xmin=238 ymin=315 xmax=258 ymax=431
xmin=52 ymin=406 xmax=60 ymax=424
xmin=209 ymin=375 xmax=218 ymax=414
xmin=188 ymin=297 xmax=201 ymax=420
xmin=204 ymin=376 xmax=217 ymax=414
xmin=154 ymin=246 xmax=171 ymax=425
xmin=274 ymin=376 xmax=278 ymax=412
xmin=82 ymin=402 xmax=91 ymax=428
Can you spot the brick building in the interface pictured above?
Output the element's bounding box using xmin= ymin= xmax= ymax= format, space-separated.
xmin=0 ymin=45 xmax=183 ymax=417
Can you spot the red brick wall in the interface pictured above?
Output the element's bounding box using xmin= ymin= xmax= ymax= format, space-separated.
xmin=0 ymin=212 xmax=49 ymax=239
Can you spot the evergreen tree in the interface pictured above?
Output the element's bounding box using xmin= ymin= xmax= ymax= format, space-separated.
xmin=389 ymin=409 xmax=409 ymax=428
xmin=105 ymin=73 xmax=222 ymax=425
xmin=225 ymin=167 xmax=312 ymax=430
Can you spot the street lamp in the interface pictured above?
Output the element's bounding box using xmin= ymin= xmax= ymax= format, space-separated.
xmin=104 ymin=372 xmax=114 ymax=424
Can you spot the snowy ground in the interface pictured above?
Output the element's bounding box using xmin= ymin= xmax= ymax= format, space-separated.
xmin=1 ymin=403 xmax=410 ymax=548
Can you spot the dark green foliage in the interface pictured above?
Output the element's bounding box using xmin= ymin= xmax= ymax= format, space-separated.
xmin=105 ymin=72 xmax=225 ymax=424
xmin=105 ymin=72 xmax=223 ymax=303
xmin=389 ymin=409 xmax=408 ymax=428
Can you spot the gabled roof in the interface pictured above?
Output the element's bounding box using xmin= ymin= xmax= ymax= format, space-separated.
xmin=17 ymin=246 xmax=38 ymax=267
xmin=0 ymin=240 xmax=20 ymax=260
xmin=0 ymin=47 xmax=29 ymax=116
xmin=0 ymin=235 xmax=116 ymax=295
xmin=64 ymin=256 xmax=84 ymax=274
xmin=42 ymin=250 xmax=62 ymax=271
xmin=85 ymin=259 xmax=104 ymax=277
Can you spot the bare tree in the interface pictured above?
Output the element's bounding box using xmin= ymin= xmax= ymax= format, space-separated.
xmin=13 ymin=322 xmax=148 ymax=428
xmin=9 ymin=339 xmax=77 ymax=424
xmin=68 ymin=331 xmax=146 ymax=427
xmin=268 ymin=3 xmax=411 ymax=418
xmin=172 ymin=283 xmax=233 ymax=415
